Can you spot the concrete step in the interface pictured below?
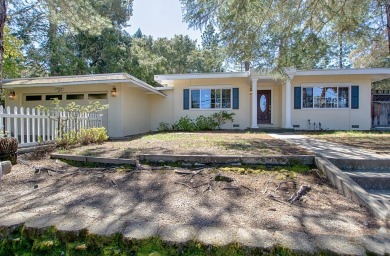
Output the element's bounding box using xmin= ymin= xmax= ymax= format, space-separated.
xmin=345 ymin=171 xmax=390 ymax=190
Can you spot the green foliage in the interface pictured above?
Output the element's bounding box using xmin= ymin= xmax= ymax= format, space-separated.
xmin=195 ymin=115 xmax=218 ymax=130
xmin=56 ymin=127 xmax=109 ymax=149
xmin=172 ymin=116 xmax=197 ymax=132
xmin=180 ymin=0 xmax=380 ymax=69
xmin=157 ymin=122 xmax=171 ymax=132
xmin=3 ymin=26 xmax=24 ymax=78
xmin=211 ymin=111 xmax=235 ymax=129
xmin=78 ymin=128 xmax=109 ymax=145
xmin=0 ymin=225 xmax=299 ymax=255
xmin=159 ymin=111 xmax=235 ymax=132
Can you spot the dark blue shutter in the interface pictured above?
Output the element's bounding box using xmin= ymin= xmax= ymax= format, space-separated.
xmin=351 ymin=86 xmax=359 ymax=109
xmin=183 ymin=89 xmax=189 ymax=110
xmin=232 ymin=88 xmax=239 ymax=109
xmin=294 ymin=87 xmax=301 ymax=109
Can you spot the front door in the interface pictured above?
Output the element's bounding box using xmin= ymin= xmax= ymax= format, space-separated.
xmin=257 ymin=90 xmax=271 ymax=124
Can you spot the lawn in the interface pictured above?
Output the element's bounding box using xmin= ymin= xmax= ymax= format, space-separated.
xmin=62 ymin=131 xmax=312 ymax=158
xmin=306 ymin=131 xmax=390 ymax=154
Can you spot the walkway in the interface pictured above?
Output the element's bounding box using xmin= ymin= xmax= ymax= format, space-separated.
xmin=268 ymin=133 xmax=389 ymax=159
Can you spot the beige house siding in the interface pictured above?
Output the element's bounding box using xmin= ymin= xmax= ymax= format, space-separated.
xmin=291 ymin=75 xmax=372 ymax=130
xmin=120 ymin=85 xmax=152 ymax=136
xmin=150 ymin=90 xmax=174 ymax=131
xmin=166 ymin=78 xmax=251 ymax=130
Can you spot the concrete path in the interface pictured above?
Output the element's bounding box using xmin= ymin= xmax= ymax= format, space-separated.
xmin=268 ymin=133 xmax=389 ymax=159
xmin=1 ymin=215 xmax=389 ymax=255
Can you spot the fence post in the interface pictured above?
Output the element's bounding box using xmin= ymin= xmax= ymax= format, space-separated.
xmin=32 ymin=108 xmax=36 ymax=143
xmin=13 ymin=107 xmax=19 ymax=143
xmin=0 ymin=105 xmax=3 ymax=136
xmin=6 ymin=106 xmax=11 ymax=138
xmin=26 ymin=107 xmax=31 ymax=143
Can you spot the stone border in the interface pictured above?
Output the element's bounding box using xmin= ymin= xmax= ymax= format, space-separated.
xmin=315 ymin=157 xmax=389 ymax=220
xmin=50 ymin=153 xmax=314 ymax=166
xmin=139 ymin=154 xmax=314 ymax=166
xmin=50 ymin=154 xmax=136 ymax=166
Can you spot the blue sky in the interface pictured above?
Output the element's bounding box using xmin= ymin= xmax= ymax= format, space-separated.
xmin=126 ymin=0 xmax=202 ymax=43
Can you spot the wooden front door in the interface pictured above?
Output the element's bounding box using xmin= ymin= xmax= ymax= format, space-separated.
xmin=257 ymin=90 xmax=271 ymax=124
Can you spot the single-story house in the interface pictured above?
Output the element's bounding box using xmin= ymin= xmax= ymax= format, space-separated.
xmin=3 ymin=68 xmax=390 ymax=137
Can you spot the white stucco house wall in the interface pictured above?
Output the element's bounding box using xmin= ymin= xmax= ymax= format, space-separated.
xmin=3 ymin=68 xmax=390 ymax=137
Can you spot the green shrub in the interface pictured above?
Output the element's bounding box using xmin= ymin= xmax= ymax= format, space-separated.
xmin=173 ymin=116 xmax=196 ymax=131
xmin=160 ymin=111 xmax=236 ymax=132
xmin=56 ymin=128 xmax=108 ymax=149
xmin=195 ymin=115 xmax=218 ymax=130
xmin=56 ymin=130 xmax=78 ymax=149
xmin=157 ymin=122 xmax=171 ymax=132
xmin=211 ymin=111 xmax=235 ymax=129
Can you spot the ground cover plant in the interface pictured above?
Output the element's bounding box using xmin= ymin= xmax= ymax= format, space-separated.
xmin=306 ymin=131 xmax=390 ymax=154
xmin=0 ymin=225 xmax=298 ymax=256
xmin=64 ymin=131 xmax=312 ymax=159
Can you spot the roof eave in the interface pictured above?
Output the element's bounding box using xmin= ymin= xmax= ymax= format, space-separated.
xmin=154 ymin=72 xmax=250 ymax=83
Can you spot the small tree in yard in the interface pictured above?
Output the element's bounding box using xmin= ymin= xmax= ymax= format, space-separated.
xmin=37 ymin=99 xmax=109 ymax=148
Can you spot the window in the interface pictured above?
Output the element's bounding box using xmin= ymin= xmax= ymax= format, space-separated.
xmin=45 ymin=95 xmax=62 ymax=100
xmin=88 ymin=93 xmax=107 ymax=100
xmin=66 ymin=94 xmax=84 ymax=100
xmin=26 ymin=95 xmax=42 ymax=101
xmin=302 ymin=86 xmax=349 ymax=109
xmin=191 ymin=88 xmax=231 ymax=109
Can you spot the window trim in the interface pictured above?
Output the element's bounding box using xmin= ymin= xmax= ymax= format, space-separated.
xmin=189 ymin=86 xmax=233 ymax=110
xmin=300 ymin=83 xmax=352 ymax=110
xmin=25 ymin=95 xmax=43 ymax=101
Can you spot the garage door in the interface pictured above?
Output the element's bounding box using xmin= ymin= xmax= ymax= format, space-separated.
xmin=23 ymin=92 xmax=108 ymax=129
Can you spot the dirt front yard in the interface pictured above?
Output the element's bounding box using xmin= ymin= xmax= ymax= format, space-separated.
xmin=0 ymin=156 xmax=386 ymax=243
xmin=307 ymin=131 xmax=390 ymax=154
xmin=62 ymin=131 xmax=312 ymax=158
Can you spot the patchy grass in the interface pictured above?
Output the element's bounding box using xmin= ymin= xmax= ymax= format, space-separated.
xmin=0 ymin=225 xmax=299 ymax=256
xmin=306 ymin=131 xmax=390 ymax=154
xmin=63 ymin=131 xmax=312 ymax=159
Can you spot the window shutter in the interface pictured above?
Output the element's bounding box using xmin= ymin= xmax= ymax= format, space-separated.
xmin=294 ymin=87 xmax=301 ymax=109
xmin=183 ymin=89 xmax=189 ymax=110
xmin=351 ymin=86 xmax=359 ymax=109
xmin=232 ymin=88 xmax=239 ymax=109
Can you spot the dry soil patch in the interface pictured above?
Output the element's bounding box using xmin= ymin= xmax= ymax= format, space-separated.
xmin=0 ymin=157 xmax=386 ymax=241
xmin=63 ymin=132 xmax=312 ymax=159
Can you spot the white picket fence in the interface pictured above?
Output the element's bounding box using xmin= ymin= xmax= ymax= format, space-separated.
xmin=0 ymin=105 xmax=103 ymax=147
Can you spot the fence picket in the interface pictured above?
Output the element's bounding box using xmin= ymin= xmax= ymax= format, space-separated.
xmin=6 ymin=106 xmax=11 ymax=138
xmin=0 ymin=106 xmax=103 ymax=146
xmin=32 ymin=108 xmax=36 ymax=143
xmin=26 ymin=108 xmax=31 ymax=143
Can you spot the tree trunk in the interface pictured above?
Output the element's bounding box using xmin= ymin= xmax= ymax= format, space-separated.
xmin=386 ymin=0 xmax=390 ymax=55
xmin=338 ymin=33 xmax=343 ymax=69
xmin=48 ymin=20 xmax=59 ymax=76
xmin=0 ymin=0 xmax=6 ymax=95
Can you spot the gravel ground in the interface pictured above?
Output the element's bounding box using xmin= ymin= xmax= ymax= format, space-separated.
xmin=0 ymin=156 xmax=387 ymax=240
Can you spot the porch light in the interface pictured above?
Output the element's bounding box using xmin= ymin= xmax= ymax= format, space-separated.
xmin=9 ymin=90 xmax=15 ymax=100
xmin=111 ymin=86 xmax=117 ymax=97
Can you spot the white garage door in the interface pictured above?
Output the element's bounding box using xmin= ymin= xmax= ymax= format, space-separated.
xmin=23 ymin=92 xmax=109 ymax=129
